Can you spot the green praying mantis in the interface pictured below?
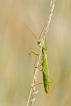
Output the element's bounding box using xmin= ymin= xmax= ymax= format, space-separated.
xmin=25 ymin=24 xmax=53 ymax=93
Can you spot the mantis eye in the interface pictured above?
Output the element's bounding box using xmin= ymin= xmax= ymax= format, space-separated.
xmin=37 ymin=40 xmax=41 ymax=44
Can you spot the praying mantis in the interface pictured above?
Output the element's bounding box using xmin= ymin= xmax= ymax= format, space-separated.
xmin=25 ymin=24 xmax=53 ymax=93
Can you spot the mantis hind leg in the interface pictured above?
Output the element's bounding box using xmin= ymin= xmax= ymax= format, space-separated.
xmin=40 ymin=69 xmax=53 ymax=83
xmin=31 ymin=75 xmax=53 ymax=88
xmin=32 ymin=60 xmax=53 ymax=89
xmin=31 ymin=83 xmax=43 ymax=88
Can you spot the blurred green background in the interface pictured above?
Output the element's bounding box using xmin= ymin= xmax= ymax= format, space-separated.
xmin=0 ymin=0 xmax=71 ymax=106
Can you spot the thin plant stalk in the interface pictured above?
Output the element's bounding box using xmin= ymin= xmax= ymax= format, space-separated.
xmin=26 ymin=0 xmax=56 ymax=106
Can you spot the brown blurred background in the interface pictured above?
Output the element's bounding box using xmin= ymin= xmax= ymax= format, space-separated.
xmin=0 ymin=0 xmax=71 ymax=106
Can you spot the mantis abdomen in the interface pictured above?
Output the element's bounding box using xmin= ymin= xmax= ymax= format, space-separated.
xmin=42 ymin=48 xmax=49 ymax=93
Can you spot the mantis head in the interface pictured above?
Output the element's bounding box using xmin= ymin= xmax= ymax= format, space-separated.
xmin=37 ymin=40 xmax=41 ymax=45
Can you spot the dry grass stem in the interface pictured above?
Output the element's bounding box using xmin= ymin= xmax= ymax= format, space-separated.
xmin=26 ymin=39 xmax=44 ymax=106
xmin=26 ymin=0 xmax=56 ymax=106
xmin=44 ymin=0 xmax=56 ymax=35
